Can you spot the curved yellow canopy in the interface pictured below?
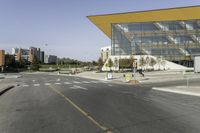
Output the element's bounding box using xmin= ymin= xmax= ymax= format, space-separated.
xmin=88 ymin=6 xmax=200 ymax=38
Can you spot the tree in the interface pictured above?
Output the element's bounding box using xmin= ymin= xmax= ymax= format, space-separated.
xmin=149 ymin=57 xmax=156 ymax=70
xmin=145 ymin=56 xmax=150 ymax=70
xmin=157 ymin=57 xmax=162 ymax=70
xmin=119 ymin=57 xmax=136 ymax=71
xmin=97 ymin=58 xmax=104 ymax=70
xmin=31 ymin=55 xmax=40 ymax=71
xmin=114 ymin=58 xmax=118 ymax=70
xmin=92 ymin=61 xmax=97 ymax=66
xmin=5 ymin=55 xmax=16 ymax=67
xmin=161 ymin=60 xmax=166 ymax=70
xmin=129 ymin=55 xmax=135 ymax=67
xmin=139 ymin=56 xmax=145 ymax=70
xmin=108 ymin=58 xmax=113 ymax=71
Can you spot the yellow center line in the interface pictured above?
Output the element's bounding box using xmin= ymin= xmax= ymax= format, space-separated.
xmin=48 ymin=85 xmax=112 ymax=133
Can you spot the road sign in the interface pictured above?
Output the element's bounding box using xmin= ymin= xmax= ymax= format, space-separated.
xmin=107 ymin=72 xmax=113 ymax=80
xmin=124 ymin=73 xmax=132 ymax=82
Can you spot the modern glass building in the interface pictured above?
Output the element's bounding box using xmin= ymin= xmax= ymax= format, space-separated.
xmin=88 ymin=6 xmax=200 ymax=67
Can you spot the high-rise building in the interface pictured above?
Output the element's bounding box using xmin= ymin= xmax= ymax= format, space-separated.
xmin=0 ymin=50 xmax=5 ymax=67
xmin=11 ymin=48 xmax=19 ymax=55
xmin=40 ymin=51 xmax=45 ymax=63
xmin=16 ymin=49 xmax=22 ymax=62
xmin=12 ymin=47 xmax=44 ymax=64
xmin=12 ymin=48 xmax=29 ymax=63
xmin=29 ymin=47 xmax=41 ymax=63
xmin=15 ymin=48 xmax=29 ymax=64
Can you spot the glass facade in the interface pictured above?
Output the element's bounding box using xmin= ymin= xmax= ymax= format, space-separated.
xmin=112 ymin=19 xmax=200 ymax=66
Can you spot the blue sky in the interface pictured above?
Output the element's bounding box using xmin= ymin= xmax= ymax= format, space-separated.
xmin=0 ymin=0 xmax=200 ymax=61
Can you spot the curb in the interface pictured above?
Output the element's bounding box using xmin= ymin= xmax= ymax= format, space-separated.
xmin=0 ymin=85 xmax=15 ymax=96
xmin=72 ymin=75 xmax=110 ymax=81
xmin=140 ymin=76 xmax=200 ymax=84
xmin=152 ymin=87 xmax=200 ymax=97
xmin=0 ymin=75 xmax=22 ymax=79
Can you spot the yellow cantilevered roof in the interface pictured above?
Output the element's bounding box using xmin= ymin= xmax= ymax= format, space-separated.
xmin=87 ymin=6 xmax=200 ymax=38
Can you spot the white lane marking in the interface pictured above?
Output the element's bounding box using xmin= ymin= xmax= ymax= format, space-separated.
xmin=23 ymin=85 xmax=29 ymax=87
xmin=45 ymin=83 xmax=51 ymax=86
xmin=48 ymin=80 xmax=55 ymax=82
xmin=100 ymin=81 xmax=108 ymax=83
xmin=73 ymin=81 xmax=81 ymax=84
xmin=34 ymin=84 xmax=40 ymax=87
xmin=70 ymin=85 xmax=88 ymax=90
xmin=108 ymin=84 xmax=114 ymax=87
xmin=64 ymin=82 xmax=71 ymax=84
xmin=55 ymin=83 xmax=61 ymax=85
xmin=82 ymin=81 xmax=90 ymax=84
xmin=56 ymin=79 xmax=61 ymax=82
xmin=32 ymin=80 xmax=36 ymax=82
xmin=90 ymin=81 xmax=99 ymax=83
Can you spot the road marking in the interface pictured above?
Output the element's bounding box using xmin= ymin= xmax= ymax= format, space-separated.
xmin=48 ymin=80 xmax=54 ymax=82
xmin=22 ymin=85 xmax=29 ymax=87
xmin=108 ymin=84 xmax=114 ymax=87
xmin=73 ymin=81 xmax=81 ymax=84
xmin=56 ymin=79 xmax=61 ymax=82
xmin=34 ymin=84 xmax=40 ymax=87
xmin=90 ymin=81 xmax=100 ymax=83
xmin=32 ymin=80 xmax=36 ymax=82
xmin=82 ymin=81 xmax=90 ymax=84
xmin=100 ymin=81 xmax=108 ymax=83
xmin=64 ymin=82 xmax=71 ymax=84
xmin=45 ymin=83 xmax=51 ymax=86
xmin=48 ymin=86 xmax=112 ymax=133
xmin=55 ymin=83 xmax=61 ymax=85
xmin=70 ymin=85 xmax=88 ymax=90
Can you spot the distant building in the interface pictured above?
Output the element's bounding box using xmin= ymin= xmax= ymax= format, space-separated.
xmin=11 ymin=48 xmax=20 ymax=61
xmin=44 ymin=55 xmax=57 ymax=64
xmin=12 ymin=48 xmax=29 ymax=63
xmin=11 ymin=48 xmax=19 ymax=55
xmin=15 ymin=48 xmax=29 ymax=64
xmin=29 ymin=47 xmax=39 ymax=63
xmin=0 ymin=50 xmax=5 ymax=67
xmin=40 ymin=51 xmax=45 ymax=63
xmin=11 ymin=47 xmax=44 ymax=64
xmin=36 ymin=48 xmax=41 ymax=61
xmin=100 ymin=46 xmax=111 ymax=62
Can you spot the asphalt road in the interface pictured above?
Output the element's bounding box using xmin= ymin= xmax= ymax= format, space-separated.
xmin=0 ymin=73 xmax=200 ymax=133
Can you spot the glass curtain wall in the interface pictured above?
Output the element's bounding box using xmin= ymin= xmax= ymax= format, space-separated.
xmin=112 ymin=19 xmax=200 ymax=66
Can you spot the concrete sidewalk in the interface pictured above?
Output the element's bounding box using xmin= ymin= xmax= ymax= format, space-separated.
xmin=152 ymin=85 xmax=200 ymax=97
xmin=73 ymin=71 xmax=122 ymax=81
xmin=0 ymin=74 xmax=22 ymax=79
xmin=73 ymin=71 xmax=200 ymax=84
